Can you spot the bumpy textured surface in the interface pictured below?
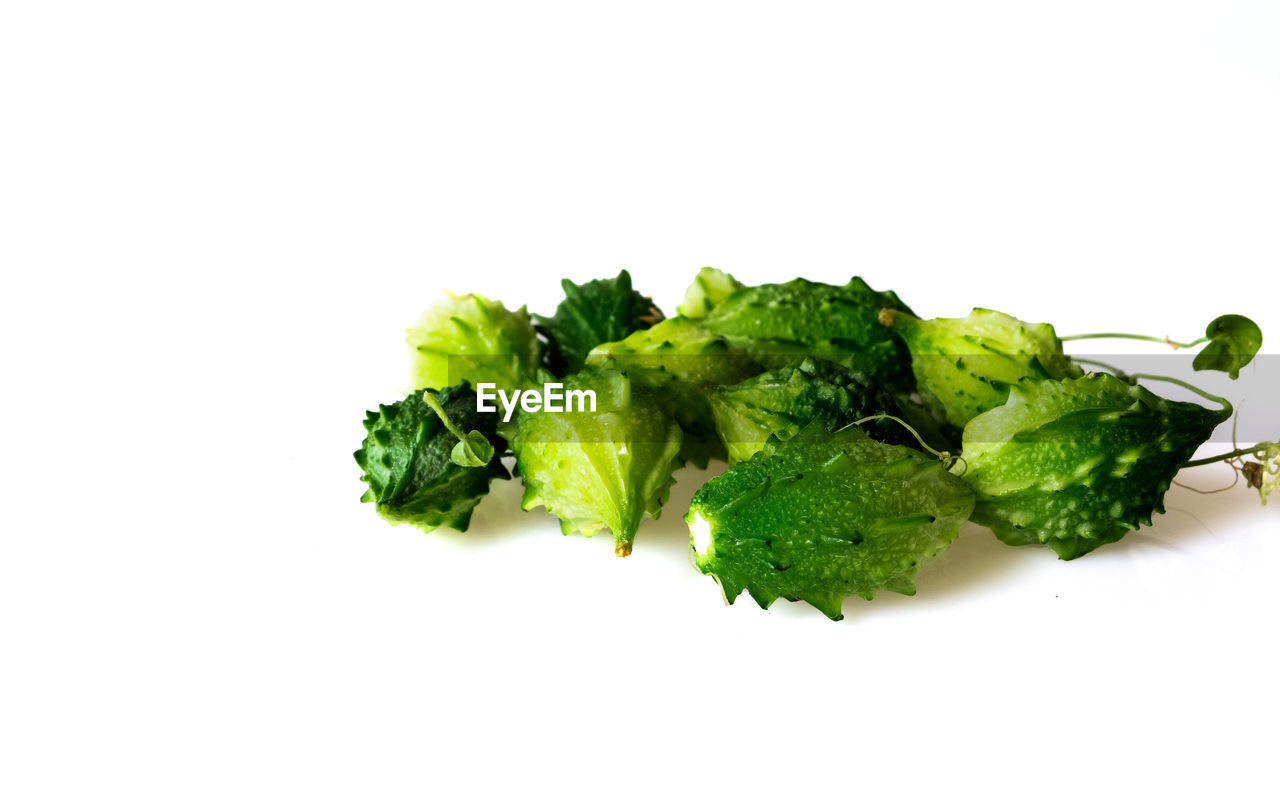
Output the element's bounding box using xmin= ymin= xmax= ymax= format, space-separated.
xmin=962 ymin=373 xmax=1230 ymax=559
xmin=587 ymin=316 xmax=761 ymax=467
xmin=686 ymin=424 xmax=975 ymax=620
xmin=407 ymin=292 xmax=542 ymax=394
xmin=677 ymin=266 xmax=745 ymax=319
xmin=508 ymin=367 xmax=683 ymax=556
xmin=708 ymin=357 xmax=920 ymax=463
xmin=354 ymin=384 xmax=511 ymax=532
xmin=882 ymin=307 xmax=1081 ymax=429
xmin=700 ymin=277 xmax=915 ymax=391
xmin=536 ymin=270 xmax=662 ymax=375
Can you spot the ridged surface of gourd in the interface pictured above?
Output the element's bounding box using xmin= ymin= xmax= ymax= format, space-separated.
xmin=509 ymin=367 xmax=683 ymax=556
xmin=687 ymin=423 xmax=974 ymax=620
xmin=962 ymin=373 xmax=1230 ymax=559
xmin=354 ymin=384 xmax=511 ymax=532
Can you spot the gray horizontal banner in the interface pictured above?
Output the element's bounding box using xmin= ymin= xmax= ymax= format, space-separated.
xmin=443 ymin=353 xmax=1278 ymax=446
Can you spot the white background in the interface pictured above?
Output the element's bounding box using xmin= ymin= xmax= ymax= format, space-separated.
xmin=3 ymin=2 xmax=1278 ymax=794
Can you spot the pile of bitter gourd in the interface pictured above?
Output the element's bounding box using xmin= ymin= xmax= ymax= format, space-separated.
xmin=355 ymin=269 xmax=1276 ymax=620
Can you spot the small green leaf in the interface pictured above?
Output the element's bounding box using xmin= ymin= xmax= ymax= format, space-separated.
xmin=451 ymin=430 xmax=495 ymax=467
xmin=425 ymin=390 xmax=496 ymax=468
xmin=1192 ymin=314 xmax=1262 ymax=379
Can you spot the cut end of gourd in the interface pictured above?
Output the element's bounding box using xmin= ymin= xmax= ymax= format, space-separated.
xmin=615 ymin=540 xmax=633 ymax=557
xmin=878 ymin=307 xmax=899 ymax=327
xmin=689 ymin=511 xmax=712 ymax=556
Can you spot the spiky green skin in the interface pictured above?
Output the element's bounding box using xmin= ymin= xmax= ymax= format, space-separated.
xmin=354 ymin=384 xmax=510 ymax=532
xmin=962 ymin=374 xmax=1230 ymax=560
xmin=700 ymin=277 xmax=915 ymax=391
xmin=536 ymin=270 xmax=661 ymax=376
xmin=677 ymin=266 xmax=745 ymax=319
xmin=407 ymin=292 xmax=542 ymax=394
xmin=884 ymin=307 xmax=1082 ymax=429
xmin=707 ymin=357 xmax=921 ymax=464
xmin=587 ymin=317 xmax=761 ymax=467
xmin=687 ymin=424 xmax=975 ymax=620
xmin=508 ymin=367 xmax=683 ymax=556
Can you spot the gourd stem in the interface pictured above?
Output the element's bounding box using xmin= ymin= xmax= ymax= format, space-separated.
xmin=1184 ymin=442 xmax=1273 ymax=468
xmin=1128 ymin=372 xmax=1232 ymax=414
xmin=850 ymin=413 xmax=963 ymax=472
xmin=1059 ymin=332 xmax=1209 ymax=349
xmin=423 ymin=392 xmax=468 ymax=444
xmin=1071 ymin=358 xmax=1129 ymax=378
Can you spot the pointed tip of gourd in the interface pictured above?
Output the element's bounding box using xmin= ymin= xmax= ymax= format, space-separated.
xmin=807 ymin=594 xmax=846 ymax=621
xmin=615 ymin=540 xmax=633 ymax=557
